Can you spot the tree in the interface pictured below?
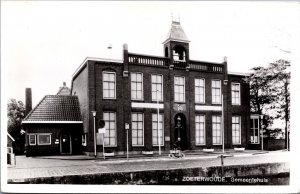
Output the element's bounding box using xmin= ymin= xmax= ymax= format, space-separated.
xmin=249 ymin=59 xmax=290 ymax=145
xmin=7 ymin=98 xmax=26 ymax=154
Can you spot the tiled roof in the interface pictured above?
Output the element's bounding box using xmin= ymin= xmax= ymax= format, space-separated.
xmin=23 ymin=95 xmax=82 ymax=123
xmin=164 ymin=21 xmax=190 ymax=43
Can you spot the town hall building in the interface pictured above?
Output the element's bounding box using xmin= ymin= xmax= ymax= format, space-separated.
xmin=70 ymin=20 xmax=252 ymax=156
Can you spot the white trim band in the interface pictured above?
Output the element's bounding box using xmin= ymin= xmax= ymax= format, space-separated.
xmin=132 ymin=102 xmax=164 ymax=109
xmin=195 ymin=105 xmax=222 ymax=111
xmin=22 ymin=121 xmax=83 ymax=124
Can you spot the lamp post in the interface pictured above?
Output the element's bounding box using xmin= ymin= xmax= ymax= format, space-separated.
xmin=157 ymin=90 xmax=161 ymax=156
xmin=260 ymin=115 xmax=264 ymax=151
xmin=221 ymin=94 xmax=225 ymax=153
xmin=91 ymin=111 xmax=97 ymax=158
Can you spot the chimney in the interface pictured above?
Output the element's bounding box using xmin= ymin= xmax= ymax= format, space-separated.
xmin=25 ymin=88 xmax=32 ymax=116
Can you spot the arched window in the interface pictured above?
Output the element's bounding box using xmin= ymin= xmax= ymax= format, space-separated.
xmin=173 ymin=45 xmax=186 ymax=61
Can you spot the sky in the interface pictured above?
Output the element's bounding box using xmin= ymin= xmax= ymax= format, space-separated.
xmin=2 ymin=1 xmax=299 ymax=109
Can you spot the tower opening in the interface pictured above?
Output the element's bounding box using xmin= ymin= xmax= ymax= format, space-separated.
xmin=173 ymin=45 xmax=186 ymax=61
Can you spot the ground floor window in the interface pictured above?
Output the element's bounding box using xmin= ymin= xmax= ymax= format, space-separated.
xmin=152 ymin=113 xmax=164 ymax=146
xmin=132 ymin=113 xmax=144 ymax=146
xmin=28 ymin=134 xmax=36 ymax=145
xmin=212 ymin=115 xmax=222 ymax=145
xmin=103 ymin=112 xmax=117 ymax=146
xmin=250 ymin=116 xmax=260 ymax=144
xmin=232 ymin=116 xmax=241 ymax=144
xmin=195 ymin=115 xmax=205 ymax=145
xmin=37 ymin=134 xmax=51 ymax=145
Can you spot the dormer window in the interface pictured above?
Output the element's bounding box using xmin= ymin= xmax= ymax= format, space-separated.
xmin=173 ymin=45 xmax=186 ymax=61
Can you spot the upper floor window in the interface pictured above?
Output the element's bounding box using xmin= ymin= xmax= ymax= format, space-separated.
xmin=103 ymin=71 xmax=116 ymax=99
xmin=195 ymin=78 xmax=205 ymax=104
xmin=174 ymin=76 xmax=185 ymax=102
xmin=103 ymin=112 xmax=117 ymax=146
xmin=212 ymin=80 xmax=221 ymax=104
xmin=131 ymin=73 xmax=143 ymax=100
xmin=152 ymin=74 xmax=163 ymax=101
xmin=232 ymin=82 xmax=241 ymax=105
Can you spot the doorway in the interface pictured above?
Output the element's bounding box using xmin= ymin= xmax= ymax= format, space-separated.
xmin=61 ymin=133 xmax=72 ymax=154
xmin=174 ymin=113 xmax=187 ymax=150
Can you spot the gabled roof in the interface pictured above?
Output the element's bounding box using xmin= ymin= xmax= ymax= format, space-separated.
xmin=22 ymin=95 xmax=82 ymax=124
xmin=57 ymin=84 xmax=71 ymax=96
xmin=163 ymin=21 xmax=190 ymax=44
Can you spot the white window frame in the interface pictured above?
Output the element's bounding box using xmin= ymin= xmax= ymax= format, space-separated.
xmin=28 ymin=134 xmax=36 ymax=146
xmin=250 ymin=116 xmax=260 ymax=144
xmin=174 ymin=76 xmax=185 ymax=103
xmin=151 ymin=74 xmax=163 ymax=102
xmin=212 ymin=80 xmax=221 ymax=104
xmin=195 ymin=78 xmax=205 ymax=104
xmin=131 ymin=113 xmax=144 ymax=147
xmin=212 ymin=115 xmax=222 ymax=145
xmin=103 ymin=112 xmax=117 ymax=147
xmin=231 ymin=82 xmax=241 ymax=105
xmin=195 ymin=115 xmax=206 ymax=145
xmin=232 ymin=116 xmax=241 ymax=144
xmin=37 ymin=133 xmax=52 ymax=145
xmin=131 ymin=72 xmax=144 ymax=101
xmin=152 ymin=113 xmax=164 ymax=146
xmin=103 ymin=71 xmax=116 ymax=99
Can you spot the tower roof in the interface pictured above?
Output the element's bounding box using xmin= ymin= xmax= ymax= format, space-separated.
xmin=163 ymin=21 xmax=190 ymax=44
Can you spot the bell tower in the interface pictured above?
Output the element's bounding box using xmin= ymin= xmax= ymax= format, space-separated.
xmin=163 ymin=19 xmax=190 ymax=67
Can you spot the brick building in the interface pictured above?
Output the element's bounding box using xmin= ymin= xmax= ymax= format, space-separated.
xmin=71 ymin=20 xmax=251 ymax=156
xmin=23 ymin=83 xmax=83 ymax=156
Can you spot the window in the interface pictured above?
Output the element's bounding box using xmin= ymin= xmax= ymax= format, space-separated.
xmin=82 ymin=134 xmax=87 ymax=146
xmin=152 ymin=113 xmax=164 ymax=146
xmin=174 ymin=76 xmax=185 ymax=102
xmin=250 ymin=116 xmax=260 ymax=144
xmin=212 ymin=116 xmax=222 ymax=145
xmin=232 ymin=82 xmax=241 ymax=105
xmin=131 ymin=73 xmax=143 ymax=100
xmin=103 ymin=112 xmax=117 ymax=146
xmin=212 ymin=80 xmax=221 ymax=104
xmin=29 ymin=134 xmax=36 ymax=146
xmin=195 ymin=115 xmax=205 ymax=145
xmin=132 ymin=113 xmax=144 ymax=146
xmin=232 ymin=116 xmax=241 ymax=144
xmin=152 ymin=74 xmax=163 ymax=101
xmin=195 ymin=78 xmax=205 ymax=103
xmin=37 ymin=134 xmax=51 ymax=145
xmin=103 ymin=72 xmax=116 ymax=99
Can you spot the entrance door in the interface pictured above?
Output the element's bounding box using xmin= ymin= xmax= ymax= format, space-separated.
xmin=174 ymin=113 xmax=187 ymax=150
xmin=61 ymin=134 xmax=71 ymax=154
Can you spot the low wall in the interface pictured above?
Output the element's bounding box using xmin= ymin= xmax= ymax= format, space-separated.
xmin=264 ymin=139 xmax=285 ymax=151
xmin=8 ymin=162 xmax=289 ymax=185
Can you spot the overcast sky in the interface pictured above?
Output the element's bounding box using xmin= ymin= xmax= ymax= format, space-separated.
xmin=2 ymin=1 xmax=299 ymax=108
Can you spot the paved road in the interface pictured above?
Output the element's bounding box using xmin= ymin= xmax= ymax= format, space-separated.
xmin=7 ymin=151 xmax=289 ymax=181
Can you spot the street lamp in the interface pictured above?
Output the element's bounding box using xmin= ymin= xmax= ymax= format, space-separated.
xmin=260 ymin=115 xmax=264 ymax=151
xmin=91 ymin=111 xmax=97 ymax=158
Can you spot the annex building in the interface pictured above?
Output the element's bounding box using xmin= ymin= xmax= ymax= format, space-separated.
xmin=23 ymin=20 xmax=263 ymax=156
